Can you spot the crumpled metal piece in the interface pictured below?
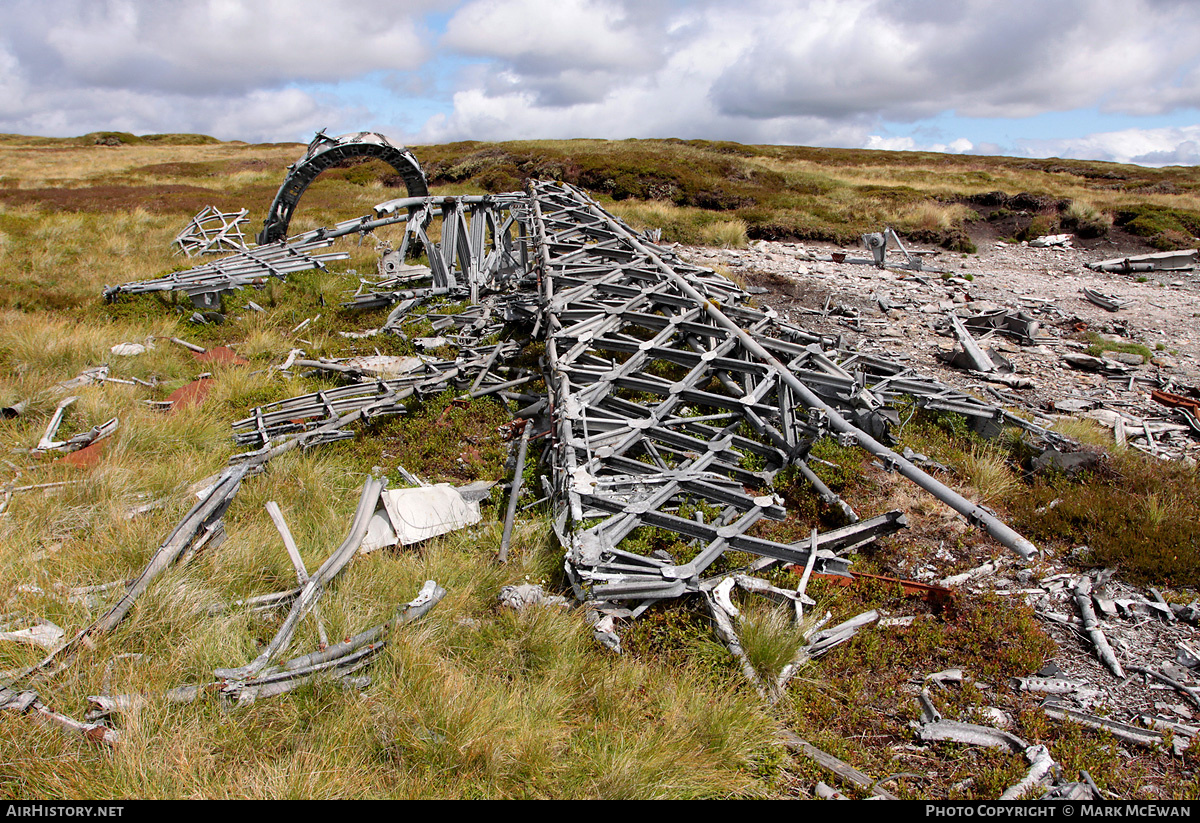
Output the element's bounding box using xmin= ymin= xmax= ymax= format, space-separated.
xmin=499 ymin=583 xmax=569 ymax=612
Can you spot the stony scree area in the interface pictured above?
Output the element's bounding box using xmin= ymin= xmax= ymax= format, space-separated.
xmin=686 ymin=237 xmax=1200 ymax=462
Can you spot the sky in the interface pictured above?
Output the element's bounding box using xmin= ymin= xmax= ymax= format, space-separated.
xmin=1 ymin=0 xmax=1198 ymax=167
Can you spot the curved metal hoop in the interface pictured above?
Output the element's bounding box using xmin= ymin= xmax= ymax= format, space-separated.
xmin=257 ymin=131 xmax=429 ymax=244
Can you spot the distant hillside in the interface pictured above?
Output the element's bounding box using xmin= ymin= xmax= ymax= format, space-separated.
xmin=412 ymin=138 xmax=1200 ymax=253
xmin=1 ymin=132 xmax=1197 ymax=253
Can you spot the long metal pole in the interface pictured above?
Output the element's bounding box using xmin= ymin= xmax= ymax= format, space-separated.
xmin=563 ymin=185 xmax=1038 ymax=559
xmin=499 ymin=420 xmax=532 ymax=563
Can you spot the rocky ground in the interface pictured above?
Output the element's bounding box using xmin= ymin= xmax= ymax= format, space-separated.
xmin=679 ymin=233 xmax=1200 ymax=795
xmin=682 ymin=234 xmax=1200 ymax=464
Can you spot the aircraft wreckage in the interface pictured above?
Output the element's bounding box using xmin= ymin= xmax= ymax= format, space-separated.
xmin=14 ymin=131 xmax=1077 ymax=716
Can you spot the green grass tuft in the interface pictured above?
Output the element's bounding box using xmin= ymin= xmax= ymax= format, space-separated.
xmin=1 ymin=132 xmax=1199 ymax=799
xmin=1083 ymin=331 xmax=1153 ymax=360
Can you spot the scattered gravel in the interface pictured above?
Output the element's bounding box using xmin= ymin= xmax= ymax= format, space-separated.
xmin=679 ymin=235 xmax=1200 ymax=777
xmin=681 ymin=235 xmax=1200 ymax=463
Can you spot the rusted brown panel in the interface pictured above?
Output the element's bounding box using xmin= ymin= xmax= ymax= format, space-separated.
xmin=167 ymin=377 xmax=213 ymax=410
xmin=56 ymin=438 xmax=109 ymax=468
xmin=193 ymin=346 xmax=249 ymax=367
xmin=804 ymin=569 xmax=957 ymax=613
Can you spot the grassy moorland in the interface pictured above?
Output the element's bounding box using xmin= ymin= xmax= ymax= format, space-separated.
xmin=413 ymin=137 xmax=1200 ymax=251
xmin=0 ymin=132 xmax=1198 ymax=799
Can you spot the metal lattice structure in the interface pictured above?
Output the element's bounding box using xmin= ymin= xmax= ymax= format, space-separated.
xmin=96 ymin=151 xmax=1050 ymax=645
xmin=173 ymin=206 xmax=251 ymax=257
xmin=20 ymin=137 xmax=1152 ymax=755
xmin=103 ymin=237 xmax=350 ymax=308
xmin=231 ymin=342 xmax=520 ymax=448
xmin=525 ymin=182 xmax=1040 ymax=618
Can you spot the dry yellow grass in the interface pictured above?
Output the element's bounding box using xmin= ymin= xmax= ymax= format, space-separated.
xmin=899 ymin=201 xmax=977 ymax=233
xmin=961 ymin=445 xmax=1019 ymax=505
xmin=3 ymin=134 xmax=1199 ymax=800
xmin=743 ymin=152 xmax=1200 ymax=227
xmin=0 ymin=143 xmax=298 ymax=188
xmin=0 ymin=170 xmax=785 ymax=795
xmin=700 ymin=218 xmax=749 ymax=248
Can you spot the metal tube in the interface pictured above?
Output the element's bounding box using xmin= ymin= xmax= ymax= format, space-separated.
xmin=499 ymin=420 xmax=533 ymax=563
xmin=568 ymin=186 xmax=1038 ymax=559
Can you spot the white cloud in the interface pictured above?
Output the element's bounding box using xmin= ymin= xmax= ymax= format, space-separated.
xmin=0 ymin=46 xmax=30 ymax=118
xmin=0 ymin=84 xmax=341 ymax=143
xmin=0 ymin=0 xmax=1197 ymax=167
xmin=415 ymin=0 xmax=1200 ymax=163
xmin=27 ymin=0 xmax=435 ymax=93
xmin=863 ymin=127 xmax=1200 ymax=167
xmin=707 ymin=0 xmax=1200 ymax=122
xmin=414 ymin=13 xmax=878 ymax=148
xmin=0 ymin=0 xmax=435 ymax=138
xmin=864 ymin=136 xmax=915 ymax=152
xmin=1014 ymin=125 xmax=1200 ymax=166
xmin=441 ymin=0 xmax=672 ymax=107
xmin=863 ymin=135 xmax=974 ymax=154
xmin=444 ymin=0 xmax=660 ymax=74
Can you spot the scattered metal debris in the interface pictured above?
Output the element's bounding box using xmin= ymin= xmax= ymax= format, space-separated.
xmin=76 ymin=166 xmax=1048 ymax=683
xmin=56 ymin=365 xmax=110 ymax=392
xmin=1 ymin=398 xmax=27 ymax=418
xmin=499 ymin=583 xmax=569 ymax=611
xmin=11 ymin=136 xmax=1197 ymax=798
xmin=110 ymin=340 xmax=150 ymax=356
xmin=217 ymin=476 xmax=385 ymax=681
xmin=809 ymin=569 xmax=955 ymax=611
xmin=1151 ymin=389 xmax=1200 ymax=435
xmin=104 ymin=237 xmax=350 ymax=307
xmin=1087 ymin=249 xmax=1198 ymax=274
xmin=105 ymin=580 xmax=449 ymax=708
xmin=173 ymin=206 xmax=250 ymax=257
xmin=0 ymin=686 xmax=120 ymax=744
xmin=214 ymin=579 xmax=445 ymax=704
xmin=380 ymin=484 xmax=483 ymax=546
xmin=499 ymin=418 xmax=532 ymax=563
xmin=1043 ymin=704 xmax=1175 ymax=753
xmin=779 ymin=729 xmax=900 ymax=800
xmin=943 ymin=312 xmax=1014 ymax=374
xmin=959 ymin=308 xmax=1049 ymax=347
xmin=1074 ymin=575 xmax=1125 ymax=678
xmin=30 ymin=396 xmax=118 ymax=455
xmin=917 ymin=716 xmax=1028 ymax=752
xmin=1000 ymin=744 xmax=1058 ymax=800
xmin=0 ymin=618 xmax=65 ymax=652
xmin=857 ymin=227 xmax=940 ymax=272
xmin=911 ymin=668 xmax=1106 ymax=799
xmin=1029 ymin=234 xmax=1072 ymax=248
xmin=29 ymin=464 xmax=250 ymax=673
xmin=1082 ymin=287 xmax=1129 ymax=312
xmin=265 ymin=500 xmax=329 ymax=645
xmin=0 ymin=480 xmax=85 ymax=518
xmin=163 ymin=376 xmax=213 ymax=411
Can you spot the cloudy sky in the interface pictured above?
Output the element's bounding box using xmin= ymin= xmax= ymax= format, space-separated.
xmin=2 ymin=0 xmax=1198 ymax=166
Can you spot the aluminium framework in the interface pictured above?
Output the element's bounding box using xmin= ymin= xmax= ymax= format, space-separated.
xmin=95 ymin=171 xmax=1045 ymax=635
xmin=527 ymin=181 xmax=1039 ymax=621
